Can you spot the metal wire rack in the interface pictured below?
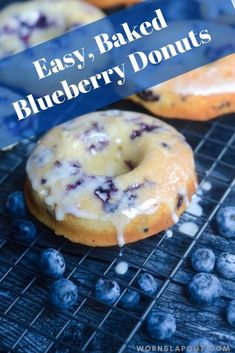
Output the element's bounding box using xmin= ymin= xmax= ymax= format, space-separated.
xmin=0 ymin=98 xmax=234 ymax=353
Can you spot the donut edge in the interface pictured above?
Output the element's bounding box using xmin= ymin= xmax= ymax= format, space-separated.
xmin=130 ymin=92 xmax=235 ymax=121
xmin=24 ymin=175 xmax=197 ymax=247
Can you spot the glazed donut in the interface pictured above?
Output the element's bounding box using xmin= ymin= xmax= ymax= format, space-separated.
xmin=131 ymin=55 xmax=235 ymax=121
xmin=130 ymin=19 xmax=235 ymax=121
xmin=25 ymin=110 xmax=197 ymax=247
xmin=0 ymin=0 xmax=104 ymax=58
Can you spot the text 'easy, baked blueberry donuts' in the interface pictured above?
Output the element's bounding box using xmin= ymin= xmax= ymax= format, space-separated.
xmin=25 ymin=110 xmax=197 ymax=246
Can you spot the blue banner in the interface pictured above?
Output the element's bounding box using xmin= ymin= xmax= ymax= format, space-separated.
xmin=0 ymin=0 xmax=235 ymax=148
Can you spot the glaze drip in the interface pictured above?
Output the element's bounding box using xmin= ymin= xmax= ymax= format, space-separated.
xmin=137 ymin=89 xmax=161 ymax=102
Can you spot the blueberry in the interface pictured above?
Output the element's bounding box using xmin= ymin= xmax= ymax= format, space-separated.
xmin=137 ymin=273 xmax=158 ymax=295
xmin=48 ymin=279 xmax=78 ymax=310
xmin=226 ymin=300 xmax=235 ymax=327
xmin=10 ymin=219 xmax=37 ymax=243
xmin=188 ymin=273 xmax=222 ymax=305
xmin=137 ymin=90 xmax=160 ymax=102
xmin=95 ymin=278 xmax=120 ymax=305
xmin=191 ymin=248 xmax=215 ymax=273
xmin=216 ymin=207 xmax=235 ymax=238
xmin=130 ymin=122 xmax=160 ymax=139
xmin=6 ymin=191 xmax=27 ymax=217
xmin=40 ymin=248 xmax=65 ymax=279
xmin=186 ymin=337 xmax=215 ymax=353
xmin=146 ymin=310 xmax=176 ymax=340
xmin=216 ymin=252 xmax=235 ymax=279
xmin=119 ymin=289 xmax=140 ymax=309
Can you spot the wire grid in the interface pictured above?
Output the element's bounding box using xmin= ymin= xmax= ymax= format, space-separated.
xmin=0 ymin=103 xmax=234 ymax=353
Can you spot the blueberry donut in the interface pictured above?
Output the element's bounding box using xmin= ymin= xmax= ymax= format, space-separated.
xmin=131 ymin=20 xmax=235 ymax=121
xmin=131 ymin=54 xmax=235 ymax=121
xmin=0 ymin=0 xmax=104 ymax=58
xmin=25 ymin=110 xmax=197 ymax=247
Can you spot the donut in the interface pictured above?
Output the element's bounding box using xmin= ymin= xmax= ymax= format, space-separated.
xmin=25 ymin=110 xmax=197 ymax=247
xmin=130 ymin=20 xmax=235 ymax=121
xmin=0 ymin=0 xmax=104 ymax=58
xmin=131 ymin=54 xmax=235 ymax=121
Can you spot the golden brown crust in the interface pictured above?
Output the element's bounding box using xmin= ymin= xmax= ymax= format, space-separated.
xmin=25 ymin=176 xmax=196 ymax=247
xmin=131 ymin=91 xmax=235 ymax=121
xmin=130 ymin=55 xmax=235 ymax=121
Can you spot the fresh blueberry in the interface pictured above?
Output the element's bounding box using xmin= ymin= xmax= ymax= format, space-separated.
xmin=6 ymin=191 xmax=27 ymax=217
xmin=10 ymin=219 xmax=37 ymax=243
xmin=226 ymin=300 xmax=235 ymax=327
xmin=216 ymin=207 xmax=235 ymax=238
xmin=119 ymin=289 xmax=140 ymax=309
xmin=95 ymin=278 xmax=120 ymax=305
xmin=137 ymin=273 xmax=158 ymax=295
xmin=186 ymin=337 xmax=215 ymax=353
xmin=48 ymin=279 xmax=78 ymax=310
xmin=137 ymin=89 xmax=160 ymax=102
xmin=40 ymin=248 xmax=65 ymax=279
xmin=191 ymin=248 xmax=215 ymax=273
xmin=146 ymin=310 xmax=176 ymax=340
xmin=216 ymin=252 xmax=235 ymax=279
xmin=188 ymin=273 xmax=222 ymax=305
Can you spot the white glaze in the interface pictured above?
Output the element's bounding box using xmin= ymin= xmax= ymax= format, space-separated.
xmin=27 ymin=110 xmax=196 ymax=246
xmin=115 ymin=261 xmax=129 ymax=275
xmin=166 ymin=230 xmax=173 ymax=238
xmin=151 ymin=52 xmax=235 ymax=98
xmin=201 ymin=181 xmax=212 ymax=192
xmin=179 ymin=222 xmax=199 ymax=237
xmin=0 ymin=0 xmax=104 ymax=58
xmin=172 ymin=212 xmax=179 ymax=224
xmin=187 ymin=195 xmax=203 ymax=217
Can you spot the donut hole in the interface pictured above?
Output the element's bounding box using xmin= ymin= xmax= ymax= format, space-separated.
xmin=80 ymin=141 xmax=144 ymax=177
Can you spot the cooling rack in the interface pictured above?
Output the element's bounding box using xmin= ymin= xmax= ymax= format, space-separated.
xmin=0 ymin=98 xmax=234 ymax=353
